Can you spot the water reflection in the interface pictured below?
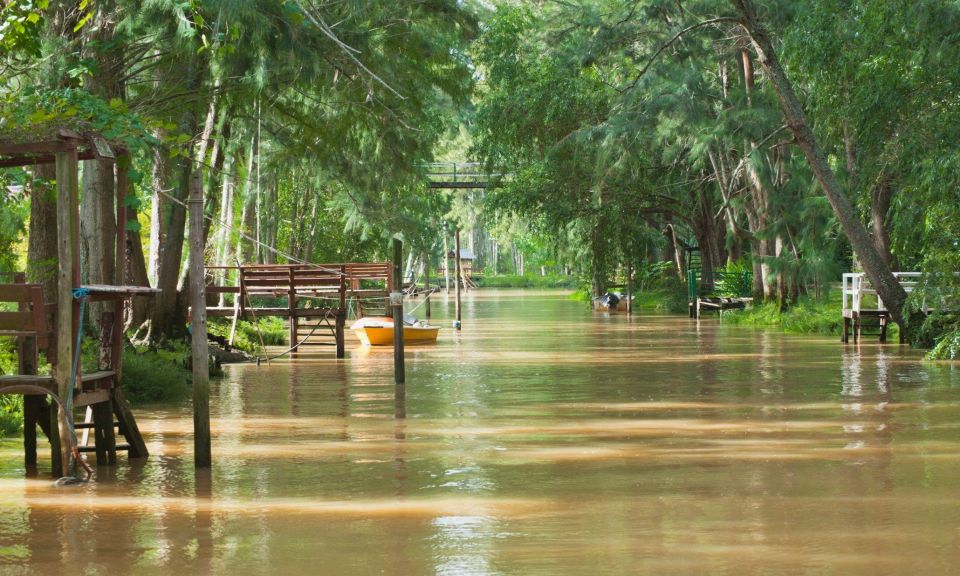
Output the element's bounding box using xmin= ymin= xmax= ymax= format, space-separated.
xmin=0 ymin=290 xmax=959 ymax=575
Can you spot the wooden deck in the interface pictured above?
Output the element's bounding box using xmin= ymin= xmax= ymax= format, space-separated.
xmin=841 ymin=272 xmax=926 ymax=343
xmin=204 ymin=262 xmax=393 ymax=357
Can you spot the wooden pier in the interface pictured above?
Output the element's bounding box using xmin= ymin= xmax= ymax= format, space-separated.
xmin=0 ymin=130 xmax=152 ymax=476
xmin=204 ymin=262 xmax=393 ymax=357
xmin=841 ymin=272 xmax=922 ymax=344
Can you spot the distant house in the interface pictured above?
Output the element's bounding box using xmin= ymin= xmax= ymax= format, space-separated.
xmin=446 ymin=248 xmax=475 ymax=262
xmin=444 ymin=248 xmax=478 ymax=288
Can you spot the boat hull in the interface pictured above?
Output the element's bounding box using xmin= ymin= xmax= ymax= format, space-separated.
xmin=353 ymin=324 xmax=440 ymax=346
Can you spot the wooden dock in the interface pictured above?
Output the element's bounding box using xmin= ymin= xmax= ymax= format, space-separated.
xmin=841 ymin=272 xmax=923 ymax=344
xmin=204 ymin=262 xmax=393 ymax=357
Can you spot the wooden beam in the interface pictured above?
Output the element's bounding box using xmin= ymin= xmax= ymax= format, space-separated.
xmin=0 ymin=150 xmax=96 ymax=168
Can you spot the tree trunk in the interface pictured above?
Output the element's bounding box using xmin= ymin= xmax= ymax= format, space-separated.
xmin=148 ymin=140 xmax=169 ymax=285
xmin=127 ymin=199 xmax=151 ymax=331
xmin=80 ymin=158 xmax=117 ymax=336
xmin=147 ymin=53 xmax=205 ymax=341
xmin=733 ymin=0 xmax=907 ymax=324
xmin=28 ymin=165 xmax=59 ymax=304
xmin=871 ymin=176 xmax=897 ymax=270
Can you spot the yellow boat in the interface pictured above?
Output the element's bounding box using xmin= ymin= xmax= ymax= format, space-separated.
xmin=350 ymin=317 xmax=441 ymax=346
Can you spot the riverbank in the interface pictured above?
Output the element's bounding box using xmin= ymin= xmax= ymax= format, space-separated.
xmin=0 ymin=317 xmax=287 ymax=436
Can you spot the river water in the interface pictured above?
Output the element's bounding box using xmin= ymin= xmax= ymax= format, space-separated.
xmin=1 ymin=289 xmax=959 ymax=575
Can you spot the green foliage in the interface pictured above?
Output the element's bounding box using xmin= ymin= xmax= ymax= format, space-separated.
xmin=120 ymin=343 xmax=192 ymax=404
xmin=712 ymin=261 xmax=753 ymax=298
xmin=0 ymin=186 xmax=27 ymax=274
xmin=0 ymin=394 xmax=22 ymax=437
xmin=477 ymin=274 xmax=577 ymax=289
xmin=0 ymin=88 xmax=162 ymax=152
xmin=928 ymin=325 xmax=960 ymax=361
xmin=207 ymin=317 xmax=286 ymax=355
xmin=0 ymin=0 xmax=47 ymax=55
xmin=722 ymin=293 xmax=857 ymax=337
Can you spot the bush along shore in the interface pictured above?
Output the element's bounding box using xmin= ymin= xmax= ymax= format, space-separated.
xmin=0 ymin=317 xmax=287 ymax=436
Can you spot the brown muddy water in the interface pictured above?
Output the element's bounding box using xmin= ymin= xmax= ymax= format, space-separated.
xmin=1 ymin=289 xmax=959 ymax=575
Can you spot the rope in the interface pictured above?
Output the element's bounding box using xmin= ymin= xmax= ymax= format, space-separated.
xmin=405 ymin=287 xmax=439 ymax=317
xmin=0 ymin=384 xmax=92 ymax=485
xmin=241 ymin=288 xmax=270 ymax=365
xmin=57 ymin=287 xmax=94 ymax=484
xmin=255 ymin=307 xmax=336 ymax=363
xmin=155 ymin=187 xmax=347 ymax=278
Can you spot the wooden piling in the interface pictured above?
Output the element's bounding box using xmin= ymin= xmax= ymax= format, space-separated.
xmin=54 ymin=149 xmax=76 ymax=476
xmin=443 ymin=232 xmax=450 ymax=292
xmin=422 ymin=250 xmax=431 ymax=320
xmin=188 ymin=171 xmax=211 ymax=468
xmin=288 ymin=267 xmax=297 ymax=351
xmin=626 ymin=260 xmax=633 ymax=315
xmin=393 ymin=238 xmax=405 ymax=384
xmin=455 ymin=229 xmax=462 ymax=330
xmin=337 ymin=264 xmax=346 ymax=359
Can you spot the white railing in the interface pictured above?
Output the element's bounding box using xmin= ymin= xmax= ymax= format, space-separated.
xmin=841 ymin=272 xmax=922 ymax=314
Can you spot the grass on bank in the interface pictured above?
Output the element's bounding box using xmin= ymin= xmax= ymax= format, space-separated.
xmin=0 ymin=317 xmax=288 ymax=436
xmin=476 ymin=273 xmax=579 ymax=289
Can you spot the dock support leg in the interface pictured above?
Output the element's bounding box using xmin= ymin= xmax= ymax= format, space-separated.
xmin=879 ymin=317 xmax=888 ymax=344
xmin=842 ymin=317 xmax=849 ymax=343
xmin=335 ymin=313 xmax=345 ymax=359
xmin=112 ymin=387 xmax=148 ymax=458
xmin=48 ymin=403 xmax=63 ymax=477
xmin=289 ymin=315 xmax=298 ymax=354
xmin=92 ymin=399 xmax=117 ymax=466
xmin=23 ymin=396 xmax=42 ymax=467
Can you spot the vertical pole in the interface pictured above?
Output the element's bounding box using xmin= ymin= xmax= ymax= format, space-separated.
xmin=189 ymin=171 xmax=211 ymax=468
xmin=443 ymin=233 xmax=450 ymax=293
xmin=626 ymin=259 xmax=633 ymax=315
xmin=54 ymin=149 xmax=76 ymax=477
xmin=288 ymin=267 xmax=297 ymax=352
xmin=16 ymin=273 xmax=39 ymax=467
xmin=336 ymin=265 xmax=346 ymax=359
xmin=455 ymin=229 xmax=462 ymax=330
xmin=392 ymin=238 xmax=405 ymax=384
xmin=422 ymin=250 xmax=431 ymax=320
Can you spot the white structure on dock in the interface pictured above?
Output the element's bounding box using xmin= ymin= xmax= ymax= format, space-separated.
xmin=841 ymin=272 xmax=924 ymax=343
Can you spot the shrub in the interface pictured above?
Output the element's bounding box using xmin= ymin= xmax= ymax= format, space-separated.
xmin=120 ymin=343 xmax=192 ymax=404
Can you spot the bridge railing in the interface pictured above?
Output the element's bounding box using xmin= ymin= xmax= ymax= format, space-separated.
xmin=423 ymin=162 xmax=508 ymax=189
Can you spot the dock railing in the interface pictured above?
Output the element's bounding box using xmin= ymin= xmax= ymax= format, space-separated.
xmin=841 ymin=272 xmax=924 ymax=316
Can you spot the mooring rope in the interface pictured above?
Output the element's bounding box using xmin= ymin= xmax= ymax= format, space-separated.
xmin=254 ymin=307 xmax=336 ymax=364
xmin=51 ymin=287 xmax=95 ymax=485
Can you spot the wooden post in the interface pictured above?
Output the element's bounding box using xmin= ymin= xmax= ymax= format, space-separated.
xmin=443 ymin=232 xmax=450 ymax=293
xmin=16 ymin=273 xmax=40 ymax=467
xmin=626 ymin=259 xmax=633 ymax=315
xmin=455 ymin=229 xmax=462 ymax=330
xmin=336 ymin=265 xmax=346 ymax=359
xmin=422 ymin=250 xmax=431 ymax=320
xmin=188 ymin=171 xmax=211 ymax=468
xmin=54 ymin=149 xmax=76 ymax=476
xmin=288 ymin=267 xmax=297 ymax=352
xmin=392 ymin=238 xmax=405 ymax=384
